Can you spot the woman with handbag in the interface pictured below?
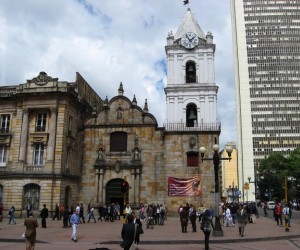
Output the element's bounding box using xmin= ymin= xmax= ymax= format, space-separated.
xmin=121 ymin=214 xmax=139 ymax=250
xmin=201 ymin=209 xmax=214 ymax=250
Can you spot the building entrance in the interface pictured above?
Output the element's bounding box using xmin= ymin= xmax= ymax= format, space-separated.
xmin=106 ymin=178 xmax=128 ymax=214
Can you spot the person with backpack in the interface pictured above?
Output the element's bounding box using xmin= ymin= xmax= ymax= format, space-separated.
xmin=8 ymin=206 xmax=16 ymax=224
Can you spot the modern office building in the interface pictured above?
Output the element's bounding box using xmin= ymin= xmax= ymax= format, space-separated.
xmin=231 ymin=0 xmax=300 ymax=201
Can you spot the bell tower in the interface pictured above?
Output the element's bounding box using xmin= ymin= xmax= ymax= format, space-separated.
xmin=164 ymin=8 xmax=219 ymax=129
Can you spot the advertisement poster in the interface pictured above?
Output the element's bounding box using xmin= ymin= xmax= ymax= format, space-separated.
xmin=168 ymin=176 xmax=201 ymax=196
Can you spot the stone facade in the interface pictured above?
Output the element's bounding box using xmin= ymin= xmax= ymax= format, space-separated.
xmin=0 ymin=72 xmax=101 ymax=212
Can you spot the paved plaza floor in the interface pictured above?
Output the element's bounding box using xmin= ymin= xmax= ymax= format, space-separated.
xmin=1 ymin=209 xmax=300 ymax=250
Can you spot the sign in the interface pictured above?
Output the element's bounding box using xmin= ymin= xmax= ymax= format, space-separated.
xmin=244 ymin=182 xmax=249 ymax=190
xmin=168 ymin=176 xmax=201 ymax=196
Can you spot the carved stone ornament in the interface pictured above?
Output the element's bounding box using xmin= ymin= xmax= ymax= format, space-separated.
xmin=189 ymin=136 xmax=196 ymax=148
xmin=27 ymin=71 xmax=58 ymax=85
xmin=115 ymin=161 xmax=121 ymax=173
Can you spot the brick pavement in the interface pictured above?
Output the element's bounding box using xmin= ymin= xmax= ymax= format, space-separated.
xmin=0 ymin=209 xmax=300 ymax=250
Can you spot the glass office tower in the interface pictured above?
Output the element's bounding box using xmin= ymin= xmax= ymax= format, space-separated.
xmin=231 ymin=0 xmax=300 ymax=201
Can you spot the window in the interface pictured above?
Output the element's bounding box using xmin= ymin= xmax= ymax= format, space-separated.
xmin=186 ymin=61 xmax=197 ymax=83
xmin=0 ymin=145 xmax=7 ymax=166
xmin=33 ymin=143 xmax=44 ymax=165
xmin=186 ymin=103 xmax=197 ymax=127
xmin=110 ymin=132 xmax=127 ymax=152
xmin=68 ymin=116 xmax=73 ymax=136
xmin=0 ymin=114 xmax=10 ymax=133
xmin=36 ymin=113 xmax=47 ymax=132
xmin=187 ymin=152 xmax=199 ymax=167
xmin=23 ymin=184 xmax=40 ymax=211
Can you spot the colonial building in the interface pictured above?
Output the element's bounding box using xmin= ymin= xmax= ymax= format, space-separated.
xmin=0 ymin=72 xmax=101 ymax=211
xmin=0 ymin=8 xmax=222 ymax=214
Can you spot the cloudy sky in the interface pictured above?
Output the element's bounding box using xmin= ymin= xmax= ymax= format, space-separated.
xmin=0 ymin=0 xmax=236 ymax=148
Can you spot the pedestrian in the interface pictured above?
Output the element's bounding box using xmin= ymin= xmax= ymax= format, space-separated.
xmin=62 ymin=205 xmax=70 ymax=228
xmin=24 ymin=211 xmax=39 ymax=250
xmin=179 ymin=204 xmax=189 ymax=233
xmin=121 ymin=214 xmax=139 ymax=250
xmin=25 ymin=203 xmax=32 ymax=218
xmin=201 ymin=209 xmax=214 ymax=250
xmin=189 ymin=204 xmax=197 ymax=232
xmin=40 ymin=204 xmax=48 ymax=228
xmin=70 ymin=210 xmax=80 ymax=242
xmin=282 ymin=203 xmax=291 ymax=229
xmin=237 ymin=204 xmax=247 ymax=237
xmin=146 ymin=204 xmax=154 ymax=229
xmin=0 ymin=202 xmax=4 ymax=222
xmin=132 ymin=211 xmax=143 ymax=247
xmin=124 ymin=203 xmax=132 ymax=223
xmin=275 ymin=202 xmax=283 ymax=226
xmin=79 ymin=203 xmax=85 ymax=223
xmin=224 ymin=205 xmax=234 ymax=227
xmin=88 ymin=206 xmax=96 ymax=223
xmin=8 ymin=205 xmax=16 ymax=224
xmin=52 ymin=204 xmax=60 ymax=220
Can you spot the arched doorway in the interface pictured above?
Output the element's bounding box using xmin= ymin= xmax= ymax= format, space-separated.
xmin=106 ymin=178 xmax=128 ymax=213
xmin=23 ymin=184 xmax=40 ymax=210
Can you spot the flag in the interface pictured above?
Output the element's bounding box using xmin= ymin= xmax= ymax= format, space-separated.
xmin=183 ymin=0 xmax=189 ymax=5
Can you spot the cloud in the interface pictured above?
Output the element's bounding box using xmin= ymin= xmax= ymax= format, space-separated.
xmin=0 ymin=0 xmax=235 ymax=148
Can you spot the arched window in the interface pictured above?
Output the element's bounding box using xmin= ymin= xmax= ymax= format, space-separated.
xmin=110 ymin=132 xmax=127 ymax=152
xmin=186 ymin=103 xmax=198 ymax=127
xmin=23 ymin=184 xmax=40 ymax=210
xmin=186 ymin=61 xmax=196 ymax=83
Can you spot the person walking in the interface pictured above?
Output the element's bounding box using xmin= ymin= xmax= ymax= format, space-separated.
xmin=179 ymin=204 xmax=189 ymax=233
xmin=201 ymin=209 xmax=214 ymax=250
xmin=146 ymin=204 xmax=154 ymax=229
xmin=40 ymin=204 xmax=48 ymax=228
xmin=52 ymin=204 xmax=60 ymax=220
xmin=8 ymin=206 xmax=16 ymax=224
xmin=0 ymin=202 xmax=4 ymax=222
xmin=25 ymin=203 xmax=32 ymax=218
xmin=275 ymin=202 xmax=283 ymax=226
xmin=70 ymin=210 xmax=80 ymax=242
xmin=282 ymin=203 xmax=291 ymax=230
xmin=224 ymin=205 xmax=233 ymax=227
xmin=237 ymin=204 xmax=247 ymax=237
xmin=62 ymin=205 xmax=70 ymax=228
xmin=79 ymin=203 xmax=85 ymax=223
xmin=24 ymin=211 xmax=39 ymax=250
xmin=189 ymin=204 xmax=197 ymax=232
xmin=87 ymin=207 xmax=96 ymax=223
xmin=121 ymin=214 xmax=139 ymax=250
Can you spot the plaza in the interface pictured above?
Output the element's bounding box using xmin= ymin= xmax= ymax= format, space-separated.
xmin=0 ymin=209 xmax=300 ymax=250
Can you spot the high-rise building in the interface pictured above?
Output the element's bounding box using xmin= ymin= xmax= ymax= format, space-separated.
xmin=231 ymin=0 xmax=300 ymax=201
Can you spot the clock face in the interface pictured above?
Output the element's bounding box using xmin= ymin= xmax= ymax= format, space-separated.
xmin=181 ymin=32 xmax=199 ymax=49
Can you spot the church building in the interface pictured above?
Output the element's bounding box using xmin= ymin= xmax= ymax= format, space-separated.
xmin=0 ymin=8 xmax=221 ymax=214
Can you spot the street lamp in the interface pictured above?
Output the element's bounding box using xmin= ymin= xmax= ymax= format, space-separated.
xmin=199 ymin=144 xmax=233 ymax=237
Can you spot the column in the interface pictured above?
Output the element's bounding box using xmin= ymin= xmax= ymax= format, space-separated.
xmin=47 ymin=108 xmax=57 ymax=161
xmin=98 ymin=169 xmax=104 ymax=204
xmin=19 ymin=109 xmax=29 ymax=162
xmin=135 ymin=169 xmax=140 ymax=204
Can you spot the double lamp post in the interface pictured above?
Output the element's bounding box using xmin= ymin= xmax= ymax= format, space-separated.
xmin=199 ymin=144 xmax=233 ymax=237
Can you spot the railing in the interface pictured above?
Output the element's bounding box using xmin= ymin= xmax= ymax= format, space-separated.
xmin=164 ymin=122 xmax=221 ymax=132
xmin=25 ymin=165 xmax=44 ymax=171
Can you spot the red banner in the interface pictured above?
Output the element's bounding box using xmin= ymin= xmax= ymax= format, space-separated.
xmin=168 ymin=176 xmax=201 ymax=196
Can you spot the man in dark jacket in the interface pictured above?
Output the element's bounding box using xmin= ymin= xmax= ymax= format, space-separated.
xmin=40 ymin=204 xmax=48 ymax=228
xmin=121 ymin=214 xmax=139 ymax=250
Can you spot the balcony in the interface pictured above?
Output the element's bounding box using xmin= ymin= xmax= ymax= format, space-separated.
xmin=24 ymin=165 xmax=44 ymax=172
xmin=164 ymin=122 xmax=221 ymax=132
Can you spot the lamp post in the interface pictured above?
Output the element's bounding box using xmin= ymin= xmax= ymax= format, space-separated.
xmin=199 ymin=144 xmax=233 ymax=237
xmin=248 ymin=176 xmax=256 ymax=201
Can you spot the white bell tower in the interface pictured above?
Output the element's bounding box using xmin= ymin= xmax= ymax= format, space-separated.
xmin=164 ymin=8 xmax=218 ymax=129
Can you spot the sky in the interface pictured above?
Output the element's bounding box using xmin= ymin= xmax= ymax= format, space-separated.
xmin=0 ymin=0 xmax=236 ymax=149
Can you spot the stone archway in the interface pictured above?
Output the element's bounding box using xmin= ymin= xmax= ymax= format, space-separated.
xmin=106 ymin=178 xmax=128 ymax=213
